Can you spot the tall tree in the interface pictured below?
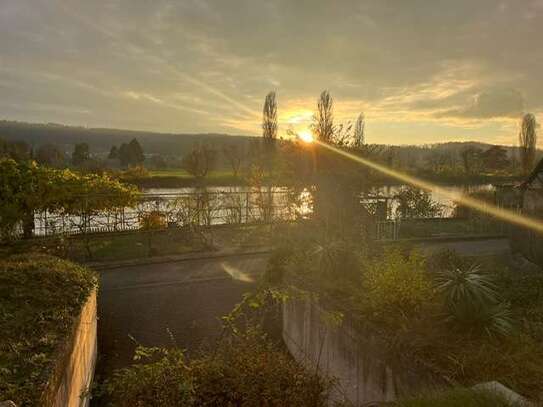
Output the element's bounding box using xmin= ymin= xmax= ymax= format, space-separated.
xmin=353 ymin=113 xmax=365 ymax=148
xmin=262 ymin=91 xmax=278 ymax=145
xmin=119 ymin=138 xmax=145 ymax=167
xmin=312 ymin=90 xmax=334 ymax=143
xmin=108 ymin=145 xmax=119 ymax=159
xmin=519 ymin=113 xmax=538 ymax=175
xmin=222 ymin=143 xmax=243 ymax=178
xmin=459 ymin=146 xmax=482 ymax=174
xmin=181 ymin=143 xmax=216 ymax=179
xmin=481 ymin=145 xmax=509 ymax=171
xmin=128 ymin=138 xmax=145 ymax=165
xmin=72 ymin=143 xmax=90 ymax=166
xmin=35 ymin=144 xmax=65 ymax=168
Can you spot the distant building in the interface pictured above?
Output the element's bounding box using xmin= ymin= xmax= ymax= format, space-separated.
xmin=497 ymin=158 xmax=543 ymax=266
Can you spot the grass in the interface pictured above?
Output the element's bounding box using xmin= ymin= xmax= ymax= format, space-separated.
xmin=394 ymin=387 xmax=517 ymax=407
xmin=275 ymin=236 xmax=543 ymax=402
xmin=69 ymin=230 xmax=208 ymax=261
xmin=147 ymin=169 xmax=235 ymax=178
xmin=125 ymin=169 xmax=243 ymax=188
xmin=0 ymin=254 xmax=97 ymax=406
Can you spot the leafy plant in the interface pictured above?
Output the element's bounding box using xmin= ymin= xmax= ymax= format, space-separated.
xmin=101 ymin=328 xmax=331 ymax=406
xmin=360 ymin=249 xmax=434 ymax=322
xmin=394 ymin=386 xmax=516 ymax=407
xmin=394 ymin=187 xmax=445 ymax=219
xmin=434 ymin=263 xmax=514 ymax=336
xmin=0 ymin=254 xmax=97 ymax=406
xmin=102 ymin=347 xmax=194 ymax=407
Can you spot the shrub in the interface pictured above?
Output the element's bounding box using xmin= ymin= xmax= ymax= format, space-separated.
xmin=0 ymin=254 xmax=97 ymax=406
xmin=102 ymin=347 xmax=194 ymax=407
xmin=394 ymin=187 xmax=445 ymax=219
xmin=360 ymin=249 xmax=434 ymax=322
xmin=394 ymin=386 xmax=515 ymax=407
xmin=102 ymin=329 xmax=331 ymax=406
xmin=435 ymin=263 xmax=513 ymax=336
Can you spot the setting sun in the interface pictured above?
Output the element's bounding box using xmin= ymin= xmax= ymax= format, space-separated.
xmin=299 ymin=130 xmax=314 ymax=143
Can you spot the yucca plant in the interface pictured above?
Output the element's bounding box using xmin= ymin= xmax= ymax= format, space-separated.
xmin=435 ymin=263 xmax=514 ymax=336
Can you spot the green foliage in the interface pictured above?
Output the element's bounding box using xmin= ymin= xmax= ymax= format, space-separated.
xmin=182 ymin=143 xmax=217 ymax=179
xmin=103 ymin=347 xmax=194 ymax=407
xmin=394 ymin=187 xmax=444 ymax=219
xmin=360 ymin=249 xmax=434 ymax=321
xmin=0 ymin=158 xmax=137 ymax=240
xmin=72 ymin=142 xmax=90 ymax=166
xmin=0 ymin=254 xmax=97 ymax=406
xmin=118 ymin=138 xmax=145 ymax=167
xmin=102 ymin=329 xmax=330 ymax=406
xmin=394 ymin=387 xmax=515 ymax=407
xmin=278 ymin=233 xmax=543 ymax=400
xmin=435 ymin=263 xmax=514 ymax=336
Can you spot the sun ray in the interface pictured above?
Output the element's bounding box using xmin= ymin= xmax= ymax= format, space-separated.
xmin=316 ymin=140 xmax=543 ymax=234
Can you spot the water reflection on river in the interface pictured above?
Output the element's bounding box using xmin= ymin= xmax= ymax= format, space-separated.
xmin=33 ymin=184 xmax=495 ymax=236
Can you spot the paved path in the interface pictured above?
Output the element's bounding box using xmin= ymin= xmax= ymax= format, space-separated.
xmin=97 ymin=252 xmax=268 ymax=375
xmin=413 ymin=237 xmax=511 ymax=258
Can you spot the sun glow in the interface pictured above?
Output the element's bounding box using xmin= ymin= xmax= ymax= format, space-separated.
xmin=299 ymin=130 xmax=314 ymax=143
xmin=316 ymin=140 xmax=543 ymax=234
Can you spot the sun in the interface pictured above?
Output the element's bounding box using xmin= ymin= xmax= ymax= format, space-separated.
xmin=299 ymin=130 xmax=314 ymax=143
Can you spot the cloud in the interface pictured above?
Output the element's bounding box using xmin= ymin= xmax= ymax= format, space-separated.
xmin=1 ymin=0 xmax=542 ymax=144
xmin=436 ymin=88 xmax=524 ymax=120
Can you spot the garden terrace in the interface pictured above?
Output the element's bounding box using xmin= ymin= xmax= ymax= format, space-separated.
xmin=274 ymin=238 xmax=543 ymax=403
xmin=0 ymin=254 xmax=97 ymax=406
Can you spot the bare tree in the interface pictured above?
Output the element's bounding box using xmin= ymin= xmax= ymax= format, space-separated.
xmin=262 ymin=91 xmax=278 ymax=144
xmin=222 ymin=142 xmax=243 ymax=177
xmin=312 ymin=90 xmax=334 ymax=143
xmin=353 ymin=113 xmax=365 ymax=148
xmin=182 ymin=143 xmax=216 ymax=179
xmin=460 ymin=146 xmax=482 ymax=174
xmin=519 ymin=113 xmax=538 ymax=175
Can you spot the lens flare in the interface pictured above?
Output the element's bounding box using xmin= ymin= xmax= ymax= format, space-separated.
xmin=299 ymin=130 xmax=314 ymax=143
xmin=316 ymin=140 xmax=543 ymax=234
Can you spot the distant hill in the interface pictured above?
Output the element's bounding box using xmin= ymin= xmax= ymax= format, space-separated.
xmin=0 ymin=120 xmax=255 ymax=156
xmin=0 ymin=120 xmax=539 ymax=161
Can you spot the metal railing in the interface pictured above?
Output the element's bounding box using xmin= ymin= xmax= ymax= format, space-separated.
xmin=31 ymin=189 xmax=311 ymax=238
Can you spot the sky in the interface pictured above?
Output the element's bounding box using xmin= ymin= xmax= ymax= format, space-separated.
xmin=1 ymin=0 xmax=543 ymax=145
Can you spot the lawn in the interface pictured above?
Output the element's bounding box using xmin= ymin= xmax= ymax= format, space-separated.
xmin=147 ymin=169 xmax=237 ymax=178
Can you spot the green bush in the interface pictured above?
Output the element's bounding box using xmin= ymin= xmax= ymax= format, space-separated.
xmin=360 ymin=249 xmax=434 ymax=321
xmin=0 ymin=254 xmax=97 ymax=406
xmin=395 ymin=387 xmax=515 ymax=407
xmin=435 ymin=263 xmax=513 ymax=336
xmin=102 ymin=329 xmax=331 ymax=406
xmin=103 ymin=347 xmax=194 ymax=407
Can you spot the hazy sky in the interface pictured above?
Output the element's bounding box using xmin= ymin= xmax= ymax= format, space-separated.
xmin=1 ymin=0 xmax=542 ymax=145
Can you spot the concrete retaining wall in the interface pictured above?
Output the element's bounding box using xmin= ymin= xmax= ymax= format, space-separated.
xmin=283 ymin=296 xmax=433 ymax=405
xmin=44 ymin=289 xmax=98 ymax=407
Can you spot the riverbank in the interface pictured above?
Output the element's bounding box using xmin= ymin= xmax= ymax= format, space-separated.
xmin=123 ymin=170 xmax=523 ymax=189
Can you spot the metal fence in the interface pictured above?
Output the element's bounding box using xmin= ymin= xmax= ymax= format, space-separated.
xmin=31 ymin=189 xmax=311 ymax=238
xmin=375 ymin=216 xmax=507 ymax=241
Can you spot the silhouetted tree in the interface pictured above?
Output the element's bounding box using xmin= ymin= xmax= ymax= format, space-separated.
xmin=36 ymin=144 xmax=65 ymax=167
xmin=72 ymin=143 xmax=90 ymax=166
xmin=108 ymin=145 xmax=119 ymax=159
xmin=0 ymin=139 xmax=31 ymax=162
xmin=262 ymin=91 xmax=278 ymax=145
xmin=312 ymin=90 xmax=334 ymax=143
xmin=519 ymin=113 xmax=538 ymax=175
xmin=481 ymin=145 xmax=509 ymax=171
xmin=182 ymin=143 xmax=216 ymax=179
xmin=119 ymin=138 xmax=145 ymax=167
xmin=128 ymin=138 xmax=144 ymax=165
xmin=353 ymin=113 xmax=365 ymax=148
xmin=222 ymin=143 xmax=243 ymax=177
xmin=460 ymin=146 xmax=482 ymax=174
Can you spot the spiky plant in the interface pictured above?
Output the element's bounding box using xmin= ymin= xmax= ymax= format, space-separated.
xmin=435 ymin=263 xmax=514 ymax=336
